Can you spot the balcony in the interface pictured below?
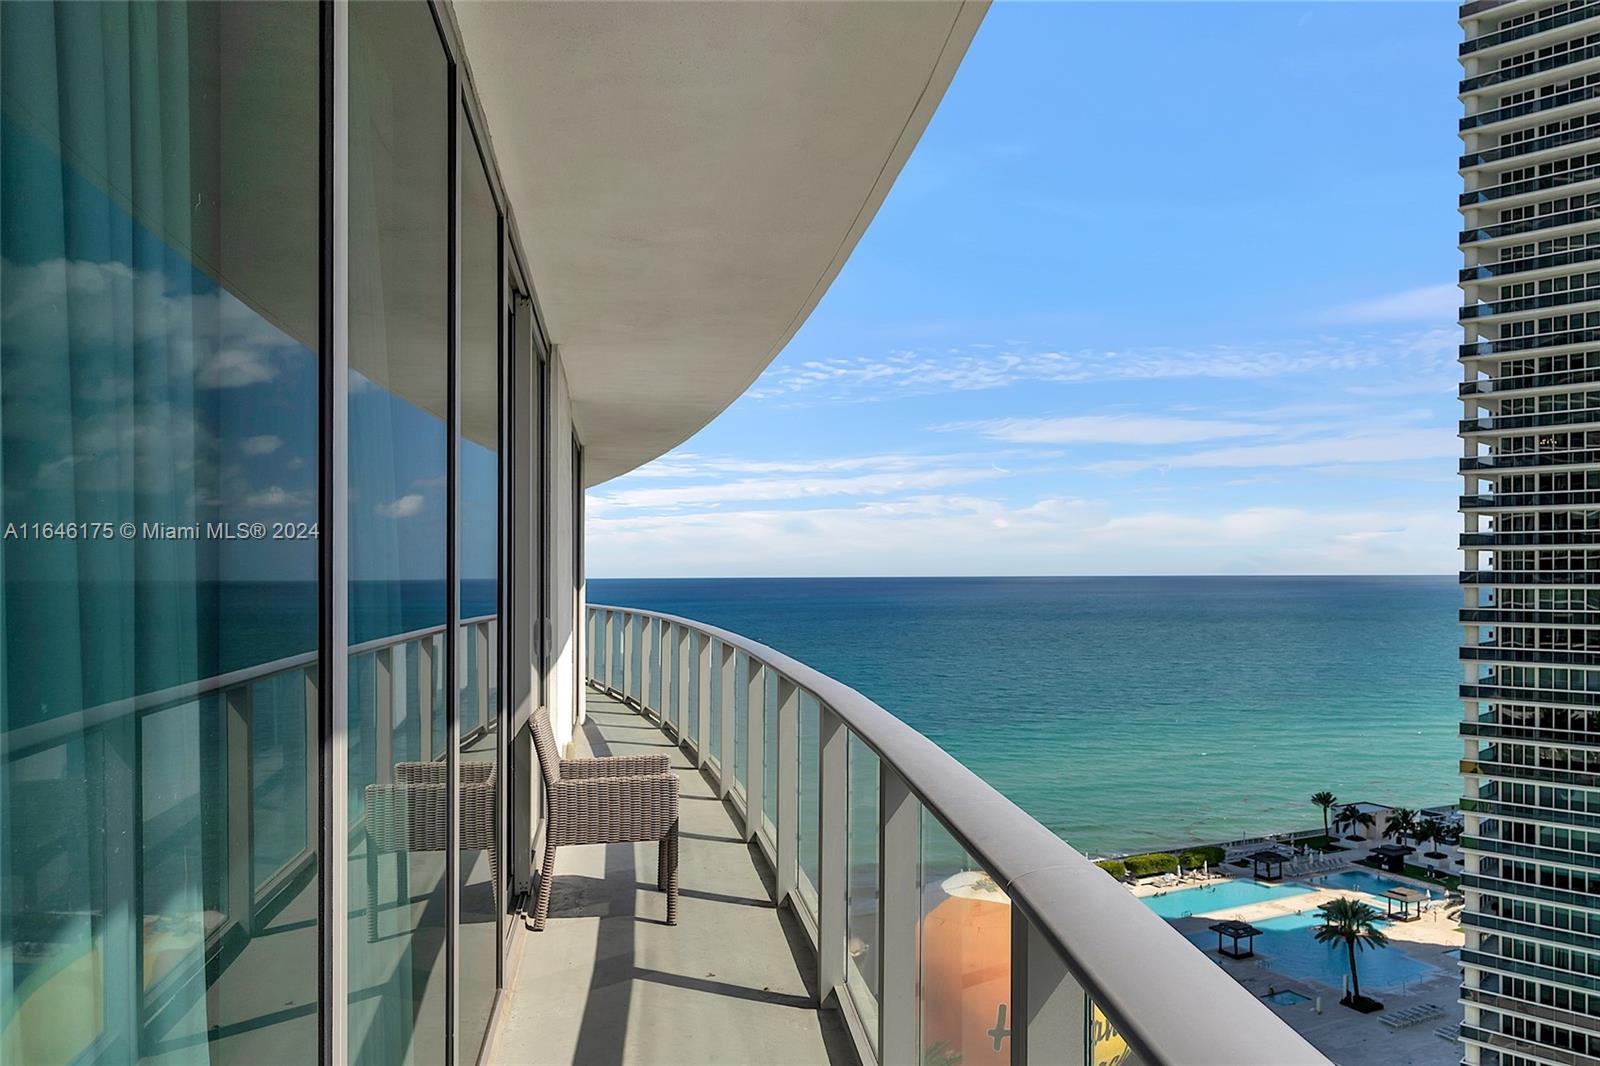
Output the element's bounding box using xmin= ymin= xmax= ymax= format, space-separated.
xmin=1460 ymin=447 xmax=1600 ymax=469
xmin=1460 ymin=530 xmax=1600 ymax=545
xmin=1459 ymin=570 xmax=1600 ymax=585
xmin=1460 ymin=408 xmax=1600 ymax=432
xmin=1461 ymin=489 xmax=1600 ymax=508
xmin=1461 ymin=682 xmax=1600 ymax=706
xmin=1460 ymin=4 xmax=1600 ymax=57
xmin=1459 ymin=81 xmax=1600 ymax=132
xmin=1461 ymin=203 xmax=1600 ymax=243
xmin=547 ymin=606 xmax=1329 ymax=1066
xmin=1461 ymin=242 xmax=1600 ymax=281
xmin=1462 ymin=606 xmax=1600 ymax=624
xmin=1460 ymin=284 xmax=1600 ymax=318
xmin=1460 ymin=117 xmax=1600 ymax=169
xmin=1459 ymin=364 xmax=1600 ymax=395
xmin=1460 ymin=640 xmax=1600 ymax=662
xmin=1461 ymin=326 xmax=1600 ymax=357
xmin=1459 ymin=163 xmax=1600 ymax=205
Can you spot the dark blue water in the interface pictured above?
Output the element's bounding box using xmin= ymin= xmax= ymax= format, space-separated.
xmin=589 ymin=575 xmax=1462 ymax=855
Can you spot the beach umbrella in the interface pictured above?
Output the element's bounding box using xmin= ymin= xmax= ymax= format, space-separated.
xmin=1203 ymin=861 xmax=1209 ymax=878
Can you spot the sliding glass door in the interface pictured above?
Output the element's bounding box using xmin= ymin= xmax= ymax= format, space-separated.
xmin=1 ymin=2 xmax=321 ymax=1062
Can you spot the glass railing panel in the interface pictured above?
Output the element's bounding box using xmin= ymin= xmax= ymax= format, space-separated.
xmin=431 ymin=632 xmax=447 ymax=760
xmin=687 ymin=633 xmax=701 ymax=744
xmin=845 ymin=735 xmax=881 ymax=1046
xmin=734 ymin=651 xmax=749 ymax=793
xmin=650 ymin=622 xmax=663 ymax=711
xmin=798 ymin=692 xmax=821 ymax=913
xmin=251 ymin=670 xmax=314 ymax=894
xmin=1088 ymin=1002 xmax=1143 ymax=1066
xmin=708 ymin=640 xmax=724 ymax=764
xmin=919 ymin=814 xmax=1013 ymax=1066
xmin=764 ymin=670 xmax=779 ymax=830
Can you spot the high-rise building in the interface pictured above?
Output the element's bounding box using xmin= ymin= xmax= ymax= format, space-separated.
xmin=1459 ymin=3 xmax=1600 ymax=1064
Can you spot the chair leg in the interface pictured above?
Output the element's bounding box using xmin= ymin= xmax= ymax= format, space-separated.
xmin=666 ymin=819 xmax=679 ymax=926
xmin=658 ymin=836 xmax=669 ymax=892
xmin=366 ymin=835 xmax=380 ymax=943
xmin=532 ymin=836 xmax=557 ymax=932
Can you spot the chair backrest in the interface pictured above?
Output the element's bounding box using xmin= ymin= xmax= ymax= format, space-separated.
xmin=532 ymin=705 xmax=561 ymax=788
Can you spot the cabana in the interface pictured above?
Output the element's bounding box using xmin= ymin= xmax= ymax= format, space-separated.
xmin=1369 ymin=843 xmax=1415 ymax=874
xmin=1246 ymin=849 xmax=1290 ymax=882
xmin=1208 ymin=919 xmax=1265 ymax=959
xmin=1382 ymin=887 xmax=1428 ymax=922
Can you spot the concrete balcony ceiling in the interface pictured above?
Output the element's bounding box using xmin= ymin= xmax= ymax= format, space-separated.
xmin=451 ymin=1 xmax=986 ymax=485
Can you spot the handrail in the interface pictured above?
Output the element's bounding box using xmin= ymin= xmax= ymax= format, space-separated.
xmin=587 ymin=603 xmax=1329 ymax=1066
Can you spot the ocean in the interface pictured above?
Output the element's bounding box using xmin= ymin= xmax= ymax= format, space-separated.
xmin=587 ymin=575 xmax=1462 ymax=857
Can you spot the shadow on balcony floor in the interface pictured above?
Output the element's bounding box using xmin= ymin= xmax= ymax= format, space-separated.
xmin=487 ymin=691 xmax=852 ymax=1066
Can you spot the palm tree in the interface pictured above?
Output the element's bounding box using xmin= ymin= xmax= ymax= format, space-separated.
xmin=1418 ymin=817 xmax=1450 ymax=859
xmin=1315 ymin=897 xmax=1390 ymax=1004
xmin=1383 ymin=807 xmax=1418 ymax=847
xmin=1335 ymin=804 xmax=1375 ymax=840
xmin=1311 ymin=791 xmax=1339 ymax=839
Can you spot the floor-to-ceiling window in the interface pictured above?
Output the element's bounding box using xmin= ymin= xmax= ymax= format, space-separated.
xmin=346 ymin=3 xmax=450 ymax=1062
xmin=0 ymin=3 xmax=321 ymax=1062
xmin=457 ymin=101 xmax=502 ymax=1062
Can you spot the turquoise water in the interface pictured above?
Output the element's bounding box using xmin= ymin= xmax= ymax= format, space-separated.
xmin=1139 ymin=879 xmax=1310 ymax=919
xmin=592 ymin=576 xmax=1460 ymax=855
xmin=1263 ymin=990 xmax=1310 ymax=1006
xmin=1318 ymin=869 xmax=1420 ymax=897
xmin=1188 ymin=912 xmax=1437 ymax=992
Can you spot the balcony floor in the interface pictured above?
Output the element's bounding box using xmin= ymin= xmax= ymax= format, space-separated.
xmin=487 ymin=690 xmax=851 ymax=1066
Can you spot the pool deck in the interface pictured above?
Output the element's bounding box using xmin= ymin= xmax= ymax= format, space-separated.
xmin=1138 ymin=872 xmax=1464 ymax=1066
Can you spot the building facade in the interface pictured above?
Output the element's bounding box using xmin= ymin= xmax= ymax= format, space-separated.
xmin=1459 ymin=3 xmax=1600 ymax=1064
xmin=0 ymin=2 xmax=986 ymax=1063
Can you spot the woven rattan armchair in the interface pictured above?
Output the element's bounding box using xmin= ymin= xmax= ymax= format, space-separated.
xmin=364 ymin=760 xmax=498 ymax=942
xmin=531 ymin=706 xmax=679 ymax=930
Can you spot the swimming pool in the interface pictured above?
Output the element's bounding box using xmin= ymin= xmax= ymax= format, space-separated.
xmin=1140 ymin=879 xmax=1311 ymax=919
xmin=1186 ymin=912 xmax=1437 ymax=992
xmin=1316 ymin=869 xmax=1426 ymax=898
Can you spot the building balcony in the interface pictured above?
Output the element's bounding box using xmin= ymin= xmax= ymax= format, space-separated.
xmin=1462 ymin=489 xmax=1600 ymax=508
xmin=1459 ymin=1021 xmax=1600 ymax=1066
xmin=1459 ymin=165 xmax=1600 ymax=206
xmin=1461 ymin=794 xmax=1600 ymax=830
xmin=1461 ymin=681 xmax=1600 ymax=707
xmin=1463 ymin=606 xmax=1600 ymax=625
xmin=1461 ymin=4 xmax=1600 ymax=58
xmin=1462 ymin=985 xmax=1600 ymax=1036
xmin=1460 ymin=640 xmax=1600 ymax=662
xmin=1458 ymin=79 xmax=1600 ymax=131
xmin=1462 ymin=203 xmax=1600 ymax=243
xmin=1461 ymin=326 xmax=1600 ymax=358
xmin=1461 ymin=242 xmax=1600 ymax=282
xmin=1459 ymin=759 xmax=1600 ymax=789
xmin=1459 ymin=570 xmax=1600 ymax=585
xmin=1460 ymin=117 xmax=1600 ymax=169
xmin=1460 ymin=365 xmax=1600 ymax=395
xmin=1460 ymin=530 xmax=1600 ymax=545
xmin=1460 ymin=285 xmax=1600 ymax=319
xmin=1464 ymin=871 xmax=1600 ymax=911
xmin=1459 ymin=947 xmax=1600 ymax=994
xmin=556 ymin=606 xmax=1328 ymax=1066
xmin=1461 ymin=409 xmax=1600 ymax=432
xmin=1460 ymin=448 xmax=1600 ymax=470
xmin=1460 ymin=38 xmax=1600 ymax=93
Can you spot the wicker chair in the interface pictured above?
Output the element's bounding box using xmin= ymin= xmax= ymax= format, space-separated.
xmin=364 ymin=760 xmax=498 ymax=942
xmin=531 ymin=705 xmax=679 ymax=930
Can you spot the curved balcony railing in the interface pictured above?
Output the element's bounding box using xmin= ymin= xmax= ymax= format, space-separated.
xmin=1462 ymin=606 xmax=1600 ymax=625
xmin=1461 ymin=530 xmax=1600 ymax=545
xmin=1461 ymin=326 xmax=1600 ymax=357
xmin=1459 ymin=164 xmax=1600 ymax=206
xmin=1460 ymin=447 xmax=1600 ymax=470
xmin=1460 ymin=569 xmax=1600 ymax=585
xmin=1461 ymin=203 xmax=1600 ymax=243
xmin=1461 ymin=489 xmax=1600 ymax=508
xmin=1460 ymin=39 xmax=1600 ymax=93
xmin=585 ymin=604 xmax=1327 ymax=1066
xmin=1460 ymin=409 xmax=1600 ymax=432
xmin=1461 ymin=4 xmax=1600 ymax=58
xmin=1460 ymin=242 xmax=1600 ymax=282
xmin=1460 ymin=284 xmax=1600 ymax=319
xmin=1461 ymin=119 xmax=1600 ymax=169
xmin=1459 ymin=81 xmax=1600 ymax=133
xmin=1459 ymin=364 xmax=1600 ymax=395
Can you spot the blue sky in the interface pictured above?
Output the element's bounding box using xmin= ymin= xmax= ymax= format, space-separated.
xmin=587 ymin=2 xmax=1466 ymax=577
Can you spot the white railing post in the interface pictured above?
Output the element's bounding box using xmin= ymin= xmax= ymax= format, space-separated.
xmin=775 ymin=676 xmax=799 ymax=904
xmin=745 ymin=656 xmax=765 ymax=842
xmin=418 ymin=637 xmax=435 ymax=760
xmin=225 ymin=684 xmax=255 ymax=933
xmin=719 ymin=641 xmax=737 ymax=796
xmin=622 ymin=612 xmax=635 ymax=705
xmin=649 ymin=617 xmax=662 ymax=718
xmin=1014 ymin=911 xmax=1090 ymax=1066
xmin=476 ymin=621 xmax=490 ymax=730
xmin=696 ymin=632 xmax=712 ymax=771
xmin=595 ymin=610 xmax=607 ymax=689
xmin=817 ymin=704 xmax=848 ymax=1003
xmin=879 ymin=763 xmax=919 ymax=1063
xmin=375 ymin=648 xmax=394 ymax=782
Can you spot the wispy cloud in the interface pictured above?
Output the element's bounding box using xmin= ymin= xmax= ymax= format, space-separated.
xmin=1087 ymin=427 xmax=1457 ymax=473
xmin=746 ymin=329 xmax=1454 ymax=403
xmin=591 ymin=465 xmax=1004 ymax=512
xmin=943 ymin=415 xmax=1277 ymax=446
xmin=376 ymin=493 xmax=425 ymax=519
xmin=1326 ymin=284 xmax=1459 ymax=324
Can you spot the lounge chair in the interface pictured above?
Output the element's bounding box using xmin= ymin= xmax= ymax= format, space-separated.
xmin=531 ymin=706 xmax=680 ymax=929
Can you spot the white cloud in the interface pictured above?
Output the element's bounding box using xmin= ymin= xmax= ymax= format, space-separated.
xmin=1328 ymin=284 xmax=1460 ymax=324
xmin=946 ymin=415 xmax=1276 ymax=446
xmin=376 ymin=493 xmax=425 ymax=519
xmin=243 ymin=485 xmax=310 ymax=509
xmin=592 ymin=466 xmax=1002 ymax=511
xmin=241 ymin=434 xmax=283 ymax=456
xmin=1089 ymin=427 xmax=1458 ymax=473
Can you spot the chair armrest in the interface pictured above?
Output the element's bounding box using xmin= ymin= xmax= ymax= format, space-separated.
xmin=561 ymin=753 xmax=671 ymax=778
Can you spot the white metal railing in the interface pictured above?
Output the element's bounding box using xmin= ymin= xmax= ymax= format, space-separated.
xmin=585 ymin=604 xmax=1330 ymax=1066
